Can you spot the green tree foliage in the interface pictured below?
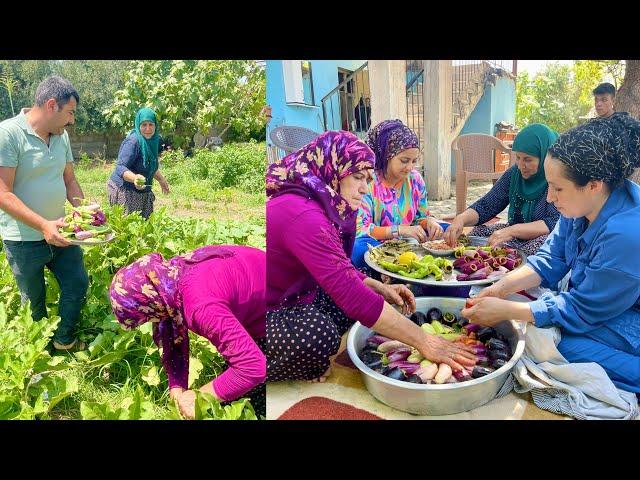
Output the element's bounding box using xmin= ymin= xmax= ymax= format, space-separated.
xmin=103 ymin=60 xmax=266 ymax=147
xmin=50 ymin=60 xmax=131 ymax=133
xmin=0 ymin=60 xmax=130 ymax=133
xmin=516 ymin=60 xmax=624 ymax=133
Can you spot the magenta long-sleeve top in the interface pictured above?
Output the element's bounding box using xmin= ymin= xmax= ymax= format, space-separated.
xmin=267 ymin=193 xmax=384 ymax=328
xmin=172 ymin=245 xmax=266 ymax=401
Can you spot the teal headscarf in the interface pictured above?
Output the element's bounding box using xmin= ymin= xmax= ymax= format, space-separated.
xmin=508 ymin=123 xmax=559 ymax=224
xmin=130 ymin=108 xmax=160 ymax=183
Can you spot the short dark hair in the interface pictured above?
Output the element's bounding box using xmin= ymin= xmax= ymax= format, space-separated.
xmin=592 ymin=82 xmax=616 ymax=97
xmin=34 ymin=75 xmax=80 ymax=108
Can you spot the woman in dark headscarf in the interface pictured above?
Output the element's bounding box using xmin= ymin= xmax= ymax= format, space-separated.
xmin=444 ymin=123 xmax=560 ymax=256
xmin=352 ymin=119 xmax=444 ymax=269
xmin=266 ymin=131 xmax=476 ymax=382
xmin=462 ymin=113 xmax=640 ymax=395
xmin=109 ymin=244 xmax=266 ymax=418
xmin=107 ymin=107 xmax=170 ymax=219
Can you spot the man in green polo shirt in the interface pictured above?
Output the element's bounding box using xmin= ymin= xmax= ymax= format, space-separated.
xmin=0 ymin=75 xmax=89 ymax=352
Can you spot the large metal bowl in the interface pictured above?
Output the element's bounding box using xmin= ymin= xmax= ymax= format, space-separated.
xmin=347 ymin=296 xmax=525 ymax=416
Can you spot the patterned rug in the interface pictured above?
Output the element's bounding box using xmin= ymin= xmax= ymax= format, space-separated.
xmin=268 ymin=334 xmax=570 ymax=420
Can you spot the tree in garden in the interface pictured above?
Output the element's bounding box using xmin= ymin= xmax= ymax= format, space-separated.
xmin=516 ymin=63 xmax=588 ymax=133
xmin=103 ymin=60 xmax=266 ymax=148
xmin=615 ymin=60 xmax=640 ymax=183
xmin=516 ymin=60 xmax=625 ymax=133
xmin=0 ymin=60 xmax=129 ymax=133
xmin=0 ymin=69 xmax=18 ymax=116
xmin=50 ymin=60 xmax=131 ymax=133
xmin=615 ymin=60 xmax=640 ymax=119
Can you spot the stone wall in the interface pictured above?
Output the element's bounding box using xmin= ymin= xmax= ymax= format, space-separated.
xmin=67 ymin=130 xmax=124 ymax=160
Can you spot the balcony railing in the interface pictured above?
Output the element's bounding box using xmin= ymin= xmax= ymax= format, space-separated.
xmin=321 ymin=62 xmax=370 ymax=138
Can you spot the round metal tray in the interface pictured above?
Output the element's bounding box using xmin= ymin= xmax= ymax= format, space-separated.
xmin=364 ymin=236 xmax=526 ymax=287
xmin=68 ymin=232 xmax=116 ymax=246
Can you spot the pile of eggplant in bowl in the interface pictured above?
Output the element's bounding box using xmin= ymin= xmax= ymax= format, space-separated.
xmin=347 ymin=297 xmax=525 ymax=415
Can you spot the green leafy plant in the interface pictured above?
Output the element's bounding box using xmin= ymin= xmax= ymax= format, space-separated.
xmin=0 ymin=205 xmax=265 ymax=419
xmin=0 ymin=303 xmax=75 ymax=419
xmin=103 ymin=60 xmax=265 ymax=147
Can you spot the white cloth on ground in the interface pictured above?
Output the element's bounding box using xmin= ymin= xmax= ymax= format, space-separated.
xmin=509 ymin=324 xmax=639 ymax=420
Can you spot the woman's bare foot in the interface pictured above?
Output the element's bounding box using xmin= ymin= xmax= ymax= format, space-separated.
xmin=306 ymin=366 xmax=332 ymax=383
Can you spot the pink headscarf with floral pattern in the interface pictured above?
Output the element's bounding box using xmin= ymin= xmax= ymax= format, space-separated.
xmin=109 ymin=246 xmax=234 ymax=385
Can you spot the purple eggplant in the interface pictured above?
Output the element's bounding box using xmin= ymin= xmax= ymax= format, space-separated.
xmin=486 ymin=338 xmax=509 ymax=352
xmin=467 ymin=271 xmax=488 ymax=281
xmin=410 ymin=311 xmax=428 ymax=326
xmin=475 ymin=353 xmax=489 ymax=364
xmin=476 ymin=358 xmax=491 ymax=368
xmin=452 ymin=369 xmax=473 ymax=382
xmin=463 ymin=323 xmax=482 ymax=333
xmin=362 ymin=350 xmax=383 ymax=366
xmin=491 ymin=358 xmax=508 ymax=370
xmin=387 ymin=361 xmax=421 ymax=374
xmin=386 ymin=349 xmax=411 ymax=363
xmin=471 ymin=366 xmax=495 ymax=378
xmin=426 ymin=307 xmax=443 ymax=322
xmin=406 ymin=374 xmax=423 ymax=384
xmin=488 ymin=349 xmax=510 ymax=362
xmin=453 ymin=257 xmax=467 ymax=268
xmin=368 ymin=335 xmax=391 ymax=345
xmin=383 ymin=366 xmax=406 ymax=381
xmin=442 ymin=312 xmax=457 ymax=324
xmin=504 ymin=258 xmax=518 ymax=270
xmin=477 ymin=326 xmax=497 ymax=343
xmin=469 ymin=344 xmax=487 ymax=355
xmin=362 ymin=343 xmax=379 ymax=355
xmin=460 ymin=263 xmax=478 ymax=275
xmin=377 ymin=340 xmax=409 ymax=353
xmin=456 ymin=273 xmax=470 ymax=282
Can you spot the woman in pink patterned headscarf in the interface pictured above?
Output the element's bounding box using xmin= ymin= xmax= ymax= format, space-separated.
xmin=109 ymin=244 xmax=266 ymax=418
xmin=266 ymin=131 xmax=476 ymax=383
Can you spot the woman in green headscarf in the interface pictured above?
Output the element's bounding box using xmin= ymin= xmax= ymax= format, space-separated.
xmin=107 ymin=107 xmax=171 ymax=219
xmin=444 ymin=123 xmax=560 ymax=256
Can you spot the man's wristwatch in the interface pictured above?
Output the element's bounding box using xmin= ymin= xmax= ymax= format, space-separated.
xmin=390 ymin=225 xmax=400 ymax=238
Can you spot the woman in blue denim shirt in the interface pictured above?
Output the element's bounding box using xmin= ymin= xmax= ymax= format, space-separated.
xmin=462 ymin=113 xmax=640 ymax=395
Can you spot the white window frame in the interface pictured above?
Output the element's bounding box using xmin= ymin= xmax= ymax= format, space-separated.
xmin=283 ymin=60 xmax=315 ymax=106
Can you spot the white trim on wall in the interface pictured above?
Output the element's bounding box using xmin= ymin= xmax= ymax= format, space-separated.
xmin=282 ymin=60 xmax=305 ymax=104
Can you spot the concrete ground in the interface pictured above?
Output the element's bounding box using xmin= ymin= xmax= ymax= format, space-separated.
xmin=427 ymin=180 xmax=507 ymax=221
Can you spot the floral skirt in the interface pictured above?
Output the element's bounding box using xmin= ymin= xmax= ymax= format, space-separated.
xmin=107 ymin=180 xmax=155 ymax=219
xmin=470 ymin=223 xmax=548 ymax=257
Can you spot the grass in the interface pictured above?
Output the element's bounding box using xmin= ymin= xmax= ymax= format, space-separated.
xmin=74 ymin=147 xmax=265 ymax=224
xmin=50 ymin=366 xmax=174 ymax=420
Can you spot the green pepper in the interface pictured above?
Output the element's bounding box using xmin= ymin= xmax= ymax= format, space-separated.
xmin=419 ymin=254 xmax=436 ymax=265
xmin=431 ymin=320 xmax=446 ymax=335
xmin=421 ymin=323 xmax=436 ymax=335
xmin=378 ymin=260 xmax=402 ymax=273
xmin=398 ymin=268 xmax=428 ymax=279
xmin=427 ymin=264 xmax=443 ymax=280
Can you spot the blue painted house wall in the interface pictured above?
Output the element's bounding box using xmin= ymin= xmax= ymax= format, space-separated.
xmin=452 ymin=75 xmax=516 ymax=175
xmin=266 ymin=60 xmax=366 ymax=145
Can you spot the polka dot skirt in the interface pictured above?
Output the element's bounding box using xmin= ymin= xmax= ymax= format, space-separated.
xmin=471 ymin=223 xmax=548 ymax=256
xmin=265 ymin=288 xmax=356 ymax=381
